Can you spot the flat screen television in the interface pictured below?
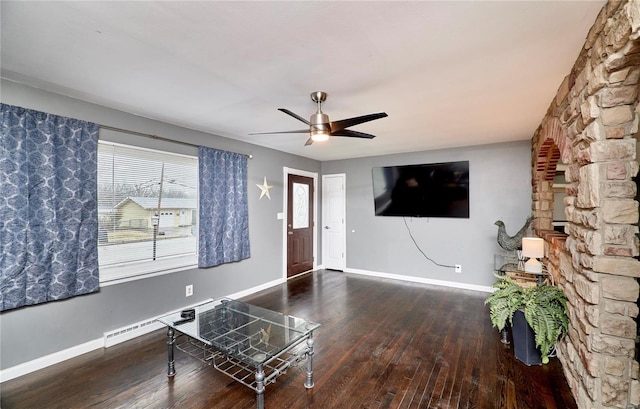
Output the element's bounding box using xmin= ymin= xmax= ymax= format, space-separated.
xmin=372 ymin=160 xmax=469 ymax=218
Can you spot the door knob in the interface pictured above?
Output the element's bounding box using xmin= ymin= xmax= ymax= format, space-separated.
xmin=324 ymin=226 xmax=330 ymax=229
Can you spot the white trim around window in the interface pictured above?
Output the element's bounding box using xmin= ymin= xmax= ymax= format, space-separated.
xmin=97 ymin=141 xmax=199 ymax=285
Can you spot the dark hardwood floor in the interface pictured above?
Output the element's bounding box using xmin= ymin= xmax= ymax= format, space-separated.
xmin=1 ymin=270 xmax=577 ymax=409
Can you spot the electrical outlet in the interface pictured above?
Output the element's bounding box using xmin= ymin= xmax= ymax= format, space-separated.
xmin=185 ymin=284 xmax=193 ymax=297
xmin=455 ymin=264 xmax=462 ymax=273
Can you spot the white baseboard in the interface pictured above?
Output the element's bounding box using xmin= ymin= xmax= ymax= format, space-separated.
xmin=0 ymin=278 xmax=285 ymax=383
xmin=0 ymin=337 xmax=103 ymax=383
xmin=343 ymin=267 xmax=494 ymax=293
xmin=226 ymin=277 xmax=285 ymax=300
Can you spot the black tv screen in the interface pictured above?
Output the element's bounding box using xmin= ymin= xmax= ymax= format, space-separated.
xmin=372 ymin=161 xmax=469 ymax=218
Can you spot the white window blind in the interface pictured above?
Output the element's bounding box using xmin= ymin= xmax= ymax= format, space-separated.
xmin=97 ymin=142 xmax=198 ymax=283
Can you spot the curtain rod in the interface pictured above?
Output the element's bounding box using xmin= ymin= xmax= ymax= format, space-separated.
xmin=99 ymin=124 xmax=253 ymax=159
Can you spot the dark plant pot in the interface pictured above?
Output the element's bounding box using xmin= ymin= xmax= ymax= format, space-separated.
xmin=512 ymin=309 xmax=542 ymax=366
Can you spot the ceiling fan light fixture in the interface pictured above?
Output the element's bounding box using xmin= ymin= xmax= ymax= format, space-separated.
xmin=311 ymin=131 xmax=330 ymax=142
xmin=252 ymin=91 xmax=387 ymax=146
xmin=310 ymin=112 xmax=330 ymax=142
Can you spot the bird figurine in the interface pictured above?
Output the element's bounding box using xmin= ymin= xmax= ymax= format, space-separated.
xmin=259 ymin=324 xmax=271 ymax=345
xmin=494 ymin=216 xmax=533 ymax=252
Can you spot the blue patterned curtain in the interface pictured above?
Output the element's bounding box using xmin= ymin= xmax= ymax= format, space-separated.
xmin=198 ymin=146 xmax=250 ymax=268
xmin=0 ymin=104 xmax=100 ymax=311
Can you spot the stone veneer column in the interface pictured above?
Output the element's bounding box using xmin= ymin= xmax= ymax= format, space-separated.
xmin=531 ymin=2 xmax=640 ymax=408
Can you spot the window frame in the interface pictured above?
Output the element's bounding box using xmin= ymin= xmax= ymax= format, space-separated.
xmin=97 ymin=140 xmax=199 ymax=286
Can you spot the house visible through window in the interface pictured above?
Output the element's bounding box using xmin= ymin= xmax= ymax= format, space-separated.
xmin=97 ymin=142 xmax=198 ymax=283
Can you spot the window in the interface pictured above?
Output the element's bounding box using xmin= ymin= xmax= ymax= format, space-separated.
xmin=97 ymin=142 xmax=198 ymax=284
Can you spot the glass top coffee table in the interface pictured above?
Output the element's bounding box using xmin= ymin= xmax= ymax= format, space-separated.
xmin=157 ymin=298 xmax=320 ymax=409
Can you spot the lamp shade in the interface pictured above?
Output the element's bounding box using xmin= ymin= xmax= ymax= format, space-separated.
xmin=522 ymin=237 xmax=544 ymax=259
xmin=522 ymin=237 xmax=544 ymax=273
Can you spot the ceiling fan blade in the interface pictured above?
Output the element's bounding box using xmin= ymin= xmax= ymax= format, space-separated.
xmin=249 ymin=129 xmax=309 ymax=135
xmin=304 ymin=138 xmax=313 ymax=146
xmin=278 ymin=108 xmax=310 ymax=125
xmin=330 ymin=112 xmax=388 ymax=132
xmin=331 ymin=129 xmax=376 ymax=139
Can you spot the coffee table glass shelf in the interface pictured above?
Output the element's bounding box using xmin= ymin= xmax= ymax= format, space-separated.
xmin=157 ymin=298 xmax=320 ymax=409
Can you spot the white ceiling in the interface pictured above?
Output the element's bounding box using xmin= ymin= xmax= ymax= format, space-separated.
xmin=1 ymin=1 xmax=605 ymax=161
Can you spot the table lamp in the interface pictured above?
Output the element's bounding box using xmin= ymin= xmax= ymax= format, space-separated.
xmin=522 ymin=237 xmax=544 ymax=274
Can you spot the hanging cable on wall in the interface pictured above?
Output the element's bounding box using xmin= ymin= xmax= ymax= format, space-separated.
xmin=403 ymin=217 xmax=456 ymax=269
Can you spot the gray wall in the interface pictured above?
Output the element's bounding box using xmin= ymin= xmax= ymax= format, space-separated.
xmin=322 ymin=141 xmax=532 ymax=287
xmin=1 ymin=79 xmax=532 ymax=371
xmin=0 ymin=80 xmax=321 ymax=369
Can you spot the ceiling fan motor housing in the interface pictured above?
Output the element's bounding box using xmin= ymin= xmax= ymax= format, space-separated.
xmin=310 ymin=112 xmax=330 ymax=141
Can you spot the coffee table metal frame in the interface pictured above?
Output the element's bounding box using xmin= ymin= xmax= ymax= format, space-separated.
xmin=157 ymin=298 xmax=319 ymax=409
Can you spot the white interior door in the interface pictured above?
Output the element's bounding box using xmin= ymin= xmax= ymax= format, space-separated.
xmin=322 ymin=174 xmax=346 ymax=271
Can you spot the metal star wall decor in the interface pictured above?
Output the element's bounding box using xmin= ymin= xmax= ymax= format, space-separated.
xmin=256 ymin=176 xmax=273 ymax=200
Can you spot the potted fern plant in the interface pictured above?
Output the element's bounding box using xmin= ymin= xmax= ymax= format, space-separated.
xmin=484 ymin=274 xmax=569 ymax=365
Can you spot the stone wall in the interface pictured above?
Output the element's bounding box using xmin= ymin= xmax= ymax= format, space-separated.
xmin=531 ymin=2 xmax=640 ymax=408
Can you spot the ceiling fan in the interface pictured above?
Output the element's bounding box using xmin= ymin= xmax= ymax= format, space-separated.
xmin=251 ymin=91 xmax=388 ymax=146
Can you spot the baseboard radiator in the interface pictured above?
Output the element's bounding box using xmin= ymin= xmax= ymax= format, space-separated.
xmin=103 ymin=318 xmax=164 ymax=348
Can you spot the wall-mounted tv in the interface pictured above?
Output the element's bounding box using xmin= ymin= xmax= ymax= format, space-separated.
xmin=372 ymin=160 xmax=469 ymax=218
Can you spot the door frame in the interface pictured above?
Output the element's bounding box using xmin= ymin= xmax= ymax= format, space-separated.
xmin=322 ymin=173 xmax=346 ymax=271
xmin=282 ymin=167 xmax=318 ymax=280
